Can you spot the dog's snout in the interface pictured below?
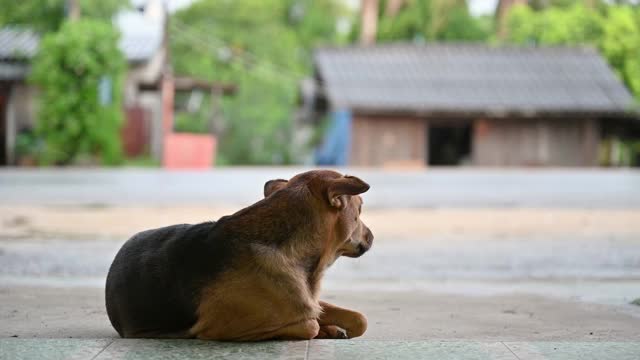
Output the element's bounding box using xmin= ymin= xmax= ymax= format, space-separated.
xmin=365 ymin=227 xmax=374 ymax=245
xmin=357 ymin=243 xmax=365 ymax=255
xmin=353 ymin=227 xmax=374 ymax=257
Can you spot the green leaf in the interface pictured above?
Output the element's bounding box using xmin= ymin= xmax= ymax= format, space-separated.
xmin=30 ymin=19 xmax=126 ymax=165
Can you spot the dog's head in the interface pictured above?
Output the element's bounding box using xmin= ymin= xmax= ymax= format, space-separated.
xmin=263 ymin=170 xmax=374 ymax=259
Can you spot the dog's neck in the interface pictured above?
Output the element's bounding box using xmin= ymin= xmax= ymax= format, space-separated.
xmin=224 ymin=189 xmax=336 ymax=297
xmin=227 ymin=190 xmax=318 ymax=244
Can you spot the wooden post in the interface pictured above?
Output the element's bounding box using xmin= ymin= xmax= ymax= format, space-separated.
xmin=161 ymin=71 xmax=174 ymax=135
xmin=210 ymin=87 xmax=223 ymax=135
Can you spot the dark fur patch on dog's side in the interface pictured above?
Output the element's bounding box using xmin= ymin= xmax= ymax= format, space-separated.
xmin=106 ymin=222 xmax=230 ymax=338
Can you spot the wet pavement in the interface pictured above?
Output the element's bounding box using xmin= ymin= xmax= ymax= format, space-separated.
xmin=1 ymin=168 xmax=639 ymax=208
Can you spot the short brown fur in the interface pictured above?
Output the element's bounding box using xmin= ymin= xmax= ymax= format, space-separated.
xmin=190 ymin=170 xmax=373 ymax=340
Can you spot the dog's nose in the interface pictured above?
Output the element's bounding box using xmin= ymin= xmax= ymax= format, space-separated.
xmin=365 ymin=228 xmax=374 ymax=245
xmin=356 ymin=243 xmax=369 ymax=257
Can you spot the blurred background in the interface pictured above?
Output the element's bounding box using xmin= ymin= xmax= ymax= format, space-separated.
xmin=1 ymin=0 xmax=640 ymax=341
xmin=1 ymin=0 xmax=640 ymax=168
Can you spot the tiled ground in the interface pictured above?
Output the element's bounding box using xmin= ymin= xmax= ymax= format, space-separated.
xmin=1 ymin=339 xmax=639 ymax=360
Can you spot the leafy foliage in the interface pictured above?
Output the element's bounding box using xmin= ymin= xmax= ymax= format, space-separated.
xmin=0 ymin=0 xmax=129 ymax=33
xmin=504 ymin=3 xmax=640 ymax=99
xmin=170 ymin=0 xmax=348 ymax=165
xmin=30 ymin=19 xmax=126 ymax=165
xmin=505 ymin=3 xmax=602 ymax=45
xmin=600 ymin=6 xmax=640 ymax=97
xmin=355 ymin=0 xmax=491 ymax=43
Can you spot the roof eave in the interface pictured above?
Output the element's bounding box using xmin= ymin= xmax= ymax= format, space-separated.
xmin=346 ymin=106 xmax=640 ymax=120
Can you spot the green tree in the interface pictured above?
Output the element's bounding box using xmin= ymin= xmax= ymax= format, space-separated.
xmin=170 ymin=0 xmax=347 ymax=165
xmin=506 ymin=3 xmax=602 ymax=45
xmin=504 ymin=3 xmax=640 ymax=99
xmin=354 ymin=0 xmax=490 ymax=43
xmin=30 ymin=19 xmax=126 ymax=165
xmin=600 ymin=6 xmax=640 ymax=97
xmin=376 ymin=0 xmax=432 ymax=41
xmin=285 ymin=0 xmax=350 ymax=49
xmin=528 ymin=0 xmax=639 ymax=11
xmin=436 ymin=3 xmax=491 ymax=41
xmin=0 ymin=0 xmax=129 ymax=33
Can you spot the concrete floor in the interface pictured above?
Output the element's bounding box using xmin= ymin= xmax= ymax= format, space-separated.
xmin=2 ymin=338 xmax=640 ymax=360
xmin=2 ymin=287 xmax=640 ymax=341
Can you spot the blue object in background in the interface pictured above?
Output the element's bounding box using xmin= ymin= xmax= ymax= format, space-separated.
xmin=98 ymin=76 xmax=112 ymax=106
xmin=315 ymin=110 xmax=351 ymax=166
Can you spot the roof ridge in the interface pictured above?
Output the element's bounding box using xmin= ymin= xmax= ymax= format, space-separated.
xmin=313 ymin=42 xmax=634 ymax=115
xmin=315 ymin=42 xmax=598 ymax=54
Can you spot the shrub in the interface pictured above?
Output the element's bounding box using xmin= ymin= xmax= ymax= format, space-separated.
xmin=30 ymin=19 xmax=126 ymax=165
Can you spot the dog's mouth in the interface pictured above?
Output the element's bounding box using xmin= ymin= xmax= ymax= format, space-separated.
xmin=344 ymin=242 xmax=371 ymax=258
xmin=343 ymin=228 xmax=374 ymax=258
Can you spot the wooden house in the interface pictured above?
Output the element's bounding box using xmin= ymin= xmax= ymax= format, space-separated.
xmin=307 ymin=44 xmax=638 ymax=167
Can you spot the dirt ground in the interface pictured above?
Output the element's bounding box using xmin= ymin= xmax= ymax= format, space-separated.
xmin=2 ymin=206 xmax=640 ymax=240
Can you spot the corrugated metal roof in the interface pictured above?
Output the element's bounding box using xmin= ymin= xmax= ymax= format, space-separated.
xmin=114 ymin=9 xmax=164 ymax=63
xmin=0 ymin=28 xmax=39 ymax=59
xmin=314 ymin=44 xmax=636 ymax=115
xmin=0 ymin=11 xmax=163 ymax=76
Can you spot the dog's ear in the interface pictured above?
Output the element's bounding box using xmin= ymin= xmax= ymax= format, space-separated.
xmin=327 ymin=175 xmax=370 ymax=209
xmin=264 ymin=179 xmax=288 ymax=197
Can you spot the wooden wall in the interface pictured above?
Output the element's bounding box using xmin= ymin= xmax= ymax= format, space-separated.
xmin=351 ymin=116 xmax=426 ymax=167
xmin=0 ymin=84 xmax=7 ymax=165
xmin=473 ymin=118 xmax=599 ymax=166
xmin=349 ymin=114 xmax=600 ymax=167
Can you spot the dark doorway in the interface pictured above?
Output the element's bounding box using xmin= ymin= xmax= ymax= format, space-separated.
xmin=0 ymin=84 xmax=8 ymax=166
xmin=428 ymin=124 xmax=472 ymax=166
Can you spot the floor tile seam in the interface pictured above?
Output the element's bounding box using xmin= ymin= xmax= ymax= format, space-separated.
xmin=500 ymin=342 xmax=522 ymax=360
xmin=89 ymin=339 xmax=115 ymax=360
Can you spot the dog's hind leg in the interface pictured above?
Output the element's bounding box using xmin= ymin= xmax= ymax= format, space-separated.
xmin=216 ymin=319 xmax=320 ymax=341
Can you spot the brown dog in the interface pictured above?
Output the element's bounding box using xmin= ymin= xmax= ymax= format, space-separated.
xmin=105 ymin=170 xmax=373 ymax=340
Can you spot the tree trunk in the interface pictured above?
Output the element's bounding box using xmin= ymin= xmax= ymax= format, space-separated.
xmin=496 ymin=0 xmax=527 ymax=40
xmin=385 ymin=0 xmax=404 ymax=17
xmin=68 ymin=0 xmax=81 ymax=21
xmin=360 ymin=0 xmax=378 ymax=45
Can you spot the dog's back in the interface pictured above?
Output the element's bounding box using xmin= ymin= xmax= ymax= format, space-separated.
xmin=105 ymin=221 xmax=230 ymax=338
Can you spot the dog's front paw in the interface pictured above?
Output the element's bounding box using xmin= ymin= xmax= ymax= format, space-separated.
xmin=316 ymin=325 xmax=348 ymax=339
